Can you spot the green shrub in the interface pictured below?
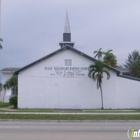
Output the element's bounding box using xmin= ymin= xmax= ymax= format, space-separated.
xmin=9 ymin=96 xmax=17 ymax=108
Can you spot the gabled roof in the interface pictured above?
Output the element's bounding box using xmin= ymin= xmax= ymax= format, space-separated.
xmin=14 ymin=46 xmax=120 ymax=74
xmin=1 ymin=68 xmax=20 ymax=73
xmin=118 ymin=74 xmax=140 ymax=82
xmin=116 ymin=68 xmax=129 ymax=74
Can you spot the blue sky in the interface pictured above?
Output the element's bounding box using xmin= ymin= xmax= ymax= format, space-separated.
xmin=1 ymin=0 xmax=140 ymax=69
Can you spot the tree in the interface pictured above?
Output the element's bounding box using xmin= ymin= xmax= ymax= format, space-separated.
xmin=9 ymin=96 xmax=17 ymax=108
xmin=129 ymin=60 xmax=140 ymax=78
xmin=3 ymin=75 xmax=18 ymax=102
xmin=88 ymin=61 xmax=110 ymax=109
xmin=104 ymin=49 xmax=113 ymax=55
xmin=103 ymin=53 xmax=117 ymax=67
xmin=94 ymin=48 xmax=117 ymax=67
xmin=124 ymin=50 xmax=140 ymax=68
xmin=3 ymin=75 xmax=17 ymax=90
xmin=94 ymin=48 xmax=105 ymax=60
xmin=0 ymin=38 xmax=3 ymax=49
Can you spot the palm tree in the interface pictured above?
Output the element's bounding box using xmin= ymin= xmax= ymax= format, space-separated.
xmin=104 ymin=49 xmax=113 ymax=55
xmin=0 ymin=38 xmax=3 ymax=49
xmin=3 ymin=75 xmax=17 ymax=101
xmin=2 ymin=75 xmax=18 ymax=107
xmin=3 ymin=75 xmax=17 ymax=90
xmin=88 ymin=61 xmax=110 ymax=109
xmin=103 ymin=53 xmax=117 ymax=67
xmin=94 ymin=48 xmax=105 ymax=60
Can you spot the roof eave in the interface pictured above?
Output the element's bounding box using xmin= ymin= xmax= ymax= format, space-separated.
xmin=117 ymin=74 xmax=140 ymax=81
xmin=14 ymin=46 xmax=121 ymax=75
xmin=1 ymin=71 xmax=14 ymax=74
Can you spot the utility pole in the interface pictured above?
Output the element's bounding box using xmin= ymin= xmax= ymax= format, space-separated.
xmin=0 ymin=0 xmax=1 ymax=38
xmin=0 ymin=0 xmax=1 ymax=37
xmin=0 ymin=0 xmax=3 ymax=49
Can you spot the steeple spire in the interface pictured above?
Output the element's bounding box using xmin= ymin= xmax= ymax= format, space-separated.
xmin=59 ymin=11 xmax=75 ymax=48
xmin=64 ymin=11 xmax=71 ymax=33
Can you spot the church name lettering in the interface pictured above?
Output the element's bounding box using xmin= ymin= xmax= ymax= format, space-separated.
xmin=44 ymin=67 xmax=88 ymax=78
xmin=44 ymin=67 xmax=88 ymax=71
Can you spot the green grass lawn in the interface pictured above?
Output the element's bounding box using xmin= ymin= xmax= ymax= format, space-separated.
xmin=0 ymin=114 xmax=140 ymax=120
xmin=0 ymin=102 xmax=11 ymax=108
xmin=0 ymin=109 xmax=54 ymax=112
xmin=0 ymin=108 xmax=140 ymax=120
xmin=1 ymin=108 xmax=140 ymax=113
xmin=15 ymin=109 xmax=54 ymax=112
xmin=84 ymin=109 xmax=140 ymax=113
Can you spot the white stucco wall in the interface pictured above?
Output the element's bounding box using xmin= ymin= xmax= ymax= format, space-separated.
xmin=0 ymin=73 xmax=13 ymax=102
xmin=18 ymin=50 xmax=100 ymax=108
xmin=18 ymin=49 xmax=140 ymax=109
xmin=117 ymin=77 xmax=140 ymax=109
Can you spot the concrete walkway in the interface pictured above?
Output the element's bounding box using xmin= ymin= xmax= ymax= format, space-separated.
xmin=0 ymin=111 xmax=140 ymax=115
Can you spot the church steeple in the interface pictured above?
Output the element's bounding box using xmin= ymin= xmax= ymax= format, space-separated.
xmin=64 ymin=11 xmax=71 ymax=34
xmin=59 ymin=11 xmax=75 ymax=48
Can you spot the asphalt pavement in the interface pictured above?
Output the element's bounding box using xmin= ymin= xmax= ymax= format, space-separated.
xmin=0 ymin=120 xmax=139 ymax=140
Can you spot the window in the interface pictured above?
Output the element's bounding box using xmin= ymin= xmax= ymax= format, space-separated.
xmin=65 ymin=59 xmax=72 ymax=66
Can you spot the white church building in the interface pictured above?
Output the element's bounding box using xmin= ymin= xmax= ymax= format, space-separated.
xmin=1 ymin=13 xmax=140 ymax=109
